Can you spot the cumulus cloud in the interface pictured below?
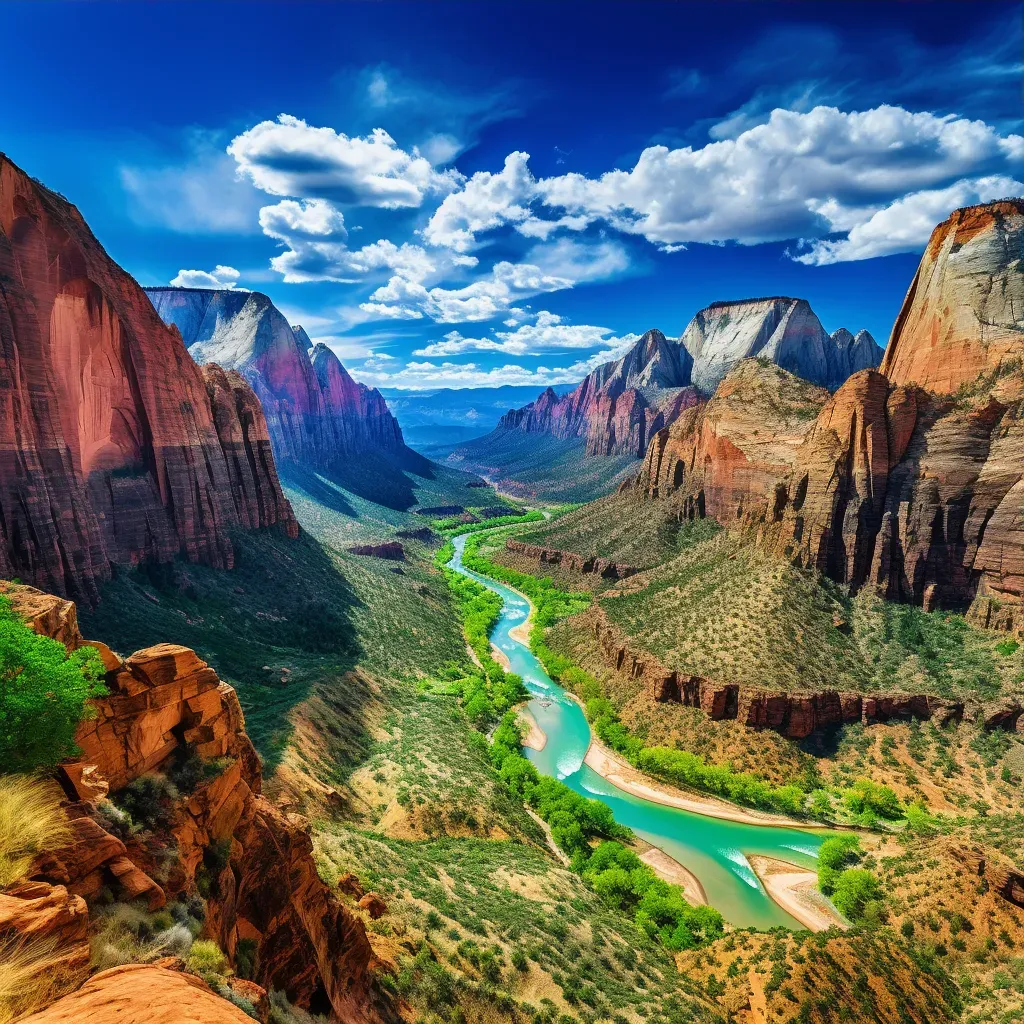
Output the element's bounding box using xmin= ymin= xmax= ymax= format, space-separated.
xmin=228 ymin=115 xmax=463 ymax=208
xmin=352 ymin=346 xmax=628 ymax=390
xmin=361 ymin=240 xmax=629 ymax=323
xmin=795 ymin=174 xmax=1024 ymax=263
xmin=258 ymin=198 xmax=448 ymax=283
xmin=169 ymin=265 xmax=242 ymax=289
xmin=423 ymin=104 xmax=1024 ymax=261
xmin=413 ymin=311 xmax=636 ymax=357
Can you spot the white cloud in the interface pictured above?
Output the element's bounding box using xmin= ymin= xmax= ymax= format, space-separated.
xmin=228 ymin=115 xmax=463 ymax=208
xmin=352 ymin=348 xmax=626 ymax=390
xmin=258 ymin=198 xmax=447 ymax=284
xmin=422 ymin=104 xmax=1024 ymax=261
xmin=412 ymin=310 xmax=637 ymax=357
xmin=169 ymin=265 xmax=242 ymax=289
xmin=361 ymin=240 xmax=628 ymax=323
xmin=795 ymin=174 xmax=1024 ymax=263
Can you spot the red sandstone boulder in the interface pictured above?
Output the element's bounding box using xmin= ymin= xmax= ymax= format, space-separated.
xmin=358 ymin=892 xmax=388 ymax=919
xmin=18 ymin=964 xmax=255 ymax=1024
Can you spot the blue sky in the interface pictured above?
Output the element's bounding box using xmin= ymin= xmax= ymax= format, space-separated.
xmin=4 ymin=1 xmax=1022 ymax=389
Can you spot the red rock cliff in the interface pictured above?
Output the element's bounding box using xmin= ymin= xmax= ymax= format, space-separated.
xmin=4 ymin=583 xmax=384 ymax=1023
xmin=0 ymin=154 xmax=297 ymax=602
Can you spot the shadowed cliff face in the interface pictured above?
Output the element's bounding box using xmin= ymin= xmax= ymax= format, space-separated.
xmin=637 ymin=203 xmax=1024 ymax=627
xmin=145 ymin=289 xmax=403 ymax=470
xmin=0 ymin=155 xmax=296 ymax=602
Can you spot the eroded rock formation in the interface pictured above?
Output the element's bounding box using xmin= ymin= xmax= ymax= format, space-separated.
xmin=504 ymin=538 xmax=640 ymax=580
xmin=5 ymin=583 xmax=382 ymax=1023
xmin=637 ymin=201 xmax=1024 ymax=628
xmin=585 ymin=607 xmax=968 ymax=740
xmin=145 ymin=289 xmax=403 ymax=469
xmin=0 ymin=154 xmax=296 ymax=601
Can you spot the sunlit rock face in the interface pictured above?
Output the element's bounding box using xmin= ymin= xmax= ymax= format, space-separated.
xmin=0 ymin=154 xmax=296 ymax=601
xmin=146 ymin=289 xmax=403 ymax=470
xmin=638 ymin=201 xmax=1024 ymax=628
xmin=680 ymin=297 xmax=882 ymax=396
xmin=881 ymin=199 xmax=1024 ymax=394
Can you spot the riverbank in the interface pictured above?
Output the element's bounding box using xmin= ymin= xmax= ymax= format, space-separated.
xmin=583 ymin=732 xmax=814 ymax=830
xmin=516 ymin=704 xmax=547 ymax=750
xmin=634 ymin=840 xmax=708 ymax=906
xmin=748 ymin=856 xmax=847 ymax=933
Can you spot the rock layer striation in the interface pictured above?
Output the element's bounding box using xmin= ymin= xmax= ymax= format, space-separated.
xmin=0 ymin=154 xmax=296 ymax=601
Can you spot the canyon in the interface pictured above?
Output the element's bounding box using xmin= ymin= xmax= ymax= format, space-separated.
xmin=146 ymin=289 xmax=404 ymax=472
xmin=0 ymin=154 xmax=297 ymax=602
xmin=638 ymin=200 xmax=1024 ymax=629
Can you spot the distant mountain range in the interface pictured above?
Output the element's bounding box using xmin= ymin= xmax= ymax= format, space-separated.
xmin=440 ymin=296 xmax=882 ymax=499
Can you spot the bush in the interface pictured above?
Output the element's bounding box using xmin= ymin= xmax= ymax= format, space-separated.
xmin=0 ymin=776 xmax=72 ymax=887
xmin=0 ymin=595 xmax=105 ymax=772
xmin=830 ymin=869 xmax=883 ymax=922
xmin=186 ymin=939 xmax=227 ymax=978
xmin=114 ymin=774 xmax=179 ymax=831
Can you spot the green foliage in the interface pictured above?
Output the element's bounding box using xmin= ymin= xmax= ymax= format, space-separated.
xmin=435 ymin=510 xmax=544 ymax=536
xmin=842 ymin=778 xmax=904 ymax=821
xmin=0 ymin=595 xmax=106 ymax=772
xmin=185 ymin=939 xmax=226 ymax=979
xmin=830 ymin=868 xmax=883 ymax=921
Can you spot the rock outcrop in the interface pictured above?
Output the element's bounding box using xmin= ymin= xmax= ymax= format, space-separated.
xmin=881 ymin=200 xmax=1024 ymax=394
xmin=19 ymin=964 xmax=257 ymax=1024
xmin=0 ymin=154 xmax=296 ymax=602
xmin=5 ymin=583 xmax=382 ymax=1023
xmin=346 ymin=541 xmax=405 ymax=560
xmin=145 ymin=289 xmax=403 ymax=470
xmin=638 ymin=204 xmax=1024 ymax=629
xmin=680 ymin=297 xmax=882 ymax=396
xmin=586 ymin=607 xmax=967 ymax=740
xmin=504 ymin=538 xmax=640 ymax=580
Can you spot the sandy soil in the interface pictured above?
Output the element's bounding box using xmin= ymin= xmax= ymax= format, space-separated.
xmin=516 ymin=704 xmax=547 ymax=751
xmin=633 ymin=841 xmax=708 ymax=906
xmin=748 ymin=855 xmax=847 ymax=933
xmin=491 ymin=643 xmax=511 ymax=671
xmin=583 ymin=735 xmax=814 ymax=830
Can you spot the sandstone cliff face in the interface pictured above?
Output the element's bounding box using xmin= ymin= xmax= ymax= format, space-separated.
xmin=0 ymin=155 xmax=296 ymax=601
xmin=881 ymin=200 xmax=1024 ymax=394
xmin=504 ymin=538 xmax=639 ymax=580
xmin=680 ymin=297 xmax=882 ymax=396
xmin=5 ymin=584 xmax=381 ymax=1023
xmin=498 ymin=329 xmax=699 ymax=458
xmin=145 ymin=289 xmax=403 ymax=470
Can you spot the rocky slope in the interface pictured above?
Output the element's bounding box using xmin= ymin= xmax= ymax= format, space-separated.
xmin=637 ymin=202 xmax=1024 ymax=628
xmin=2 ymin=582 xmax=386 ymax=1023
xmin=0 ymin=154 xmax=296 ymax=602
xmin=146 ymin=289 xmax=403 ymax=470
xmin=681 ymin=297 xmax=882 ymax=395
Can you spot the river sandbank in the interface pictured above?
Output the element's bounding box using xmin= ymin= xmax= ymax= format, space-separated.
xmin=516 ymin=704 xmax=547 ymax=750
xmin=583 ymin=734 xmax=814 ymax=830
xmin=632 ymin=841 xmax=708 ymax=906
xmin=747 ymin=856 xmax=847 ymax=933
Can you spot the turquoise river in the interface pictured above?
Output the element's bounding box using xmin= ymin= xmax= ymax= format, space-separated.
xmin=449 ymin=532 xmax=825 ymax=930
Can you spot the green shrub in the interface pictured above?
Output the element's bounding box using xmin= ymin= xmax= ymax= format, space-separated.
xmin=0 ymin=595 xmax=105 ymax=772
xmin=186 ymin=939 xmax=226 ymax=978
xmin=830 ymin=868 xmax=883 ymax=922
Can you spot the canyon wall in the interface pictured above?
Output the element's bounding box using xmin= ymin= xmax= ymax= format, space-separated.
xmin=146 ymin=289 xmax=403 ymax=471
xmin=504 ymin=538 xmax=640 ymax=580
xmin=3 ymin=582 xmax=383 ymax=1023
xmin=0 ymin=154 xmax=296 ymax=601
xmin=638 ymin=201 xmax=1024 ymax=629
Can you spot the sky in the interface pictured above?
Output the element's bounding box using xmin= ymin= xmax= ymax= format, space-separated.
xmin=3 ymin=1 xmax=1022 ymax=390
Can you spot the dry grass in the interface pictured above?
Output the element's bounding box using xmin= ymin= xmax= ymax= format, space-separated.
xmin=0 ymin=936 xmax=83 ymax=1024
xmin=0 ymin=776 xmax=72 ymax=888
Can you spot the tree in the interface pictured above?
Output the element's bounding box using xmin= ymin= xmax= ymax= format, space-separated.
xmin=0 ymin=597 xmax=105 ymax=772
xmin=831 ymin=868 xmax=883 ymax=921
